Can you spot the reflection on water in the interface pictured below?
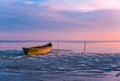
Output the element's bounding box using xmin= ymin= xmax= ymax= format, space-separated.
xmin=0 ymin=41 xmax=120 ymax=81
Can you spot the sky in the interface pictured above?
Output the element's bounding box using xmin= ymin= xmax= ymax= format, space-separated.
xmin=0 ymin=0 xmax=120 ymax=40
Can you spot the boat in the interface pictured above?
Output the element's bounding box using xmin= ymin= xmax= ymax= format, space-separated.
xmin=23 ymin=43 xmax=52 ymax=56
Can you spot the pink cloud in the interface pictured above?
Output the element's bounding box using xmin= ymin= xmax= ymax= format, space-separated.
xmin=1 ymin=29 xmax=120 ymax=40
xmin=48 ymin=0 xmax=120 ymax=11
xmin=49 ymin=4 xmax=65 ymax=10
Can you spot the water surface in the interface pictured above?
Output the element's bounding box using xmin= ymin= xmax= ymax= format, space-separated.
xmin=0 ymin=41 xmax=120 ymax=81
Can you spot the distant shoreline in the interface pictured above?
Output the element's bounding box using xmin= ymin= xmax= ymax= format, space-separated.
xmin=1 ymin=40 xmax=120 ymax=43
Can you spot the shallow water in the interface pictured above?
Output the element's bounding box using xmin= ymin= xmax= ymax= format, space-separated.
xmin=0 ymin=41 xmax=120 ymax=81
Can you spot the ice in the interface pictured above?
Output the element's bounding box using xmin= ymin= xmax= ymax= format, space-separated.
xmin=0 ymin=41 xmax=120 ymax=81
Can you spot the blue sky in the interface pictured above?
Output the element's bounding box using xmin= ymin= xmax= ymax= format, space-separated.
xmin=0 ymin=0 xmax=120 ymax=40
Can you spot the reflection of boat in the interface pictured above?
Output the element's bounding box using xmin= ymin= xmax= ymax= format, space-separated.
xmin=23 ymin=43 xmax=52 ymax=56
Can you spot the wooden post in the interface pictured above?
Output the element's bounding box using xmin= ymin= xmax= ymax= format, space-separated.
xmin=84 ymin=41 xmax=86 ymax=52
xmin=57 ymin=42 xmax=60 ymax=55
xmin=57 ymin=42 xmax=59 ymax=50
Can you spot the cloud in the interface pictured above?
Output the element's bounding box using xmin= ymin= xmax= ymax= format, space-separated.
xmin=1 ymin=1 xmax=120 ymax=31
xmin=1 ymin=0 xmax=120 ymax=11
xmin=48 ymin=0 xmax=120 ymax=11
xmin=0 ymin=0 xmax=120 ymax=40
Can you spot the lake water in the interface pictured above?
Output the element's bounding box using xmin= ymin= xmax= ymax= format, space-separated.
xmin=0 ymin=41 xmax=120 ymax=81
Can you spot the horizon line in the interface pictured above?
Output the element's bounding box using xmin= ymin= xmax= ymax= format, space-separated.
xmin=1 ymin=40 xmax=120 ymax=42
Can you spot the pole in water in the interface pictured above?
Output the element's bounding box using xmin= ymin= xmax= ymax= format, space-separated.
xmin=57 ymin=42 xmax=60 ymax=55
xmin=84 ymin=41 xmax=86 ymax=52
xmin=57 ymin=42 xmax=59 ymax=50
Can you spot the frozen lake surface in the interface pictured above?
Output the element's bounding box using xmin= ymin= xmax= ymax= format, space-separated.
xmin=0 ymin=41 xmax=120 ymax=81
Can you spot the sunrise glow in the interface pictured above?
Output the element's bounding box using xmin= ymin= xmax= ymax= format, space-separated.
xmin=0 ymin=0 xmax=120 ymax=40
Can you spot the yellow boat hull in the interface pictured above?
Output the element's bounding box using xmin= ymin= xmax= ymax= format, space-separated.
xmin=23 ymin=43 xmax=52 ymax=56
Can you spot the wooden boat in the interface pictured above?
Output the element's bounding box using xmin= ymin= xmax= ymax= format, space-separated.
xmin=23 ymin=43 xmax=52 ymax=56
